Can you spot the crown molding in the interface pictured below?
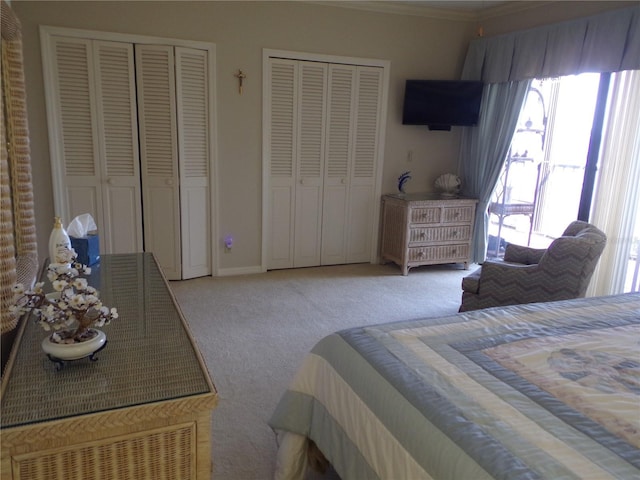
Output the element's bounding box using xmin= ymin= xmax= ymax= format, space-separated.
xmin=310 ymin=1 xmax=476 ymax=21
xmin=478 ymin=1 xmax=554 ymax=21
xmin=308 ymin=1 xmax=554 ymax=22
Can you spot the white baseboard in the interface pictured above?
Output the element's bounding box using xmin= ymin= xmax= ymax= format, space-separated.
xmin=216 ymin=265 xmax=264 ymax=277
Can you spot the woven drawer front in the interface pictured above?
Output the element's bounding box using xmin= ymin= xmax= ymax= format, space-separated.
xmin=408 ymin=244 xmax=469 ymax=262
xmin=409 ymin=225 xmax=471 ymax=244
xmin=410 ymin=207 xmax=441 ymax=224
xmin=442 ymin=206 xmax=474 ymax=223
xmin=13 ymin=424 xmax=195 ymax=480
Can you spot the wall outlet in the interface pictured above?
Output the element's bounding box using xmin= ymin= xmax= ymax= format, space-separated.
xmin=224 ymin=235 xmax=233 ymax=250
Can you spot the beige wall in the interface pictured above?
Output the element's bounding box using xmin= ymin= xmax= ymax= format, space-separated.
xmin=11 ymin=0 xmax=632 ymax=273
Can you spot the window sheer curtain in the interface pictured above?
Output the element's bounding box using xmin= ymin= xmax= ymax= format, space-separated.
xmin=458 ymin=5 xmax=640 ymax=263
xmin=588 ymin=70 xmax=640 ymax=296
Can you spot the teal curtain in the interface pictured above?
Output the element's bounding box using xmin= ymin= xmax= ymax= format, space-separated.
xmin=458 ymin=5 xmax=639 ymax=262
xmin=458 ymin=81 xmax=530 ymax=263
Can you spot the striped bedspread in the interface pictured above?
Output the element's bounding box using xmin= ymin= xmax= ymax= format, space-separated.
xmin=269 ymin=293 xmax=640 ymax=480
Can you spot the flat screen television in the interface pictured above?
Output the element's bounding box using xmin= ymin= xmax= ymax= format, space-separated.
xmin=402 ymin=80 xmax=484 ymax=130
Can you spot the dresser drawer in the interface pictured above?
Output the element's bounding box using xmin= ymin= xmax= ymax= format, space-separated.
xmin=410 ymin=207 xmax=441 ymax=224
xmin=409 ymin=225 xmax=471 ymax=244
xmin=408 ymin=244 xmax=470 ymax=263
xmin=442 ymin=206 xmax=474 ymax=223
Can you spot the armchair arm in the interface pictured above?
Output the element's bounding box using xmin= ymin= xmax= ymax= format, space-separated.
xmin=463 ymin=260 xmax=536 ymax=293
xmin=503 ymin=244 xmax=547 ymax=265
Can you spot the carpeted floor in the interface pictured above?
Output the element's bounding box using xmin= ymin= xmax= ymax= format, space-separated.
xmin=170 ymin=262 xmax=473 ymax=480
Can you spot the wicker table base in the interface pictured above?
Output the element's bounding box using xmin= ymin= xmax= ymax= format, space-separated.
xmin=1 ymin=395 xmax=216 ymax=480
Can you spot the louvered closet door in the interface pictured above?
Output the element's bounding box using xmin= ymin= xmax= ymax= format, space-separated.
xmin=346 ymin=66 xmax=383 ymax=263
xmin=49 ymin=37 xmax=102 ymax=243
xmin=175 ymin=47 xmax=211 ymax=279
xmin=135 ymin=45 xmax=181 ymax=280
xmin=293 ymin=62 xmax=327 ymax=267
xmin=267 ymin=59 xmax=327 ymax=269
xmin=321 ymin=65 xmax=383 ymax=264
xmin=267 ymin=59 xmax=297 ymax=269
xmin=321 ymin=65 xmax=355 ymax=265
xmin=93 ymin=41 xmax=143 ymax=254
xmin=49 ymin=36 xmax=141 ymax=254
xmin=267 ymin=58 xmax=384 ymax=269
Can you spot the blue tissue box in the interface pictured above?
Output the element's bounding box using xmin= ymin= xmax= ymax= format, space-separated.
xmin=70 ymin=235 xmax=100 ymax=266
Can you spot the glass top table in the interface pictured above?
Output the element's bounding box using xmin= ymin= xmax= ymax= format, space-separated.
xmin=1 ymin=253 xmax=216 ymax=429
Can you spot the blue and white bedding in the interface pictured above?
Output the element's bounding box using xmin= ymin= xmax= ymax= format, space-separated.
xmin=269 ymin=293 xmax=640 ymax=479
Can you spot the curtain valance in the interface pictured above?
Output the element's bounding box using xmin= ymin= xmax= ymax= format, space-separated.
xmin=462 ymin=5 xmax=640 ymax=83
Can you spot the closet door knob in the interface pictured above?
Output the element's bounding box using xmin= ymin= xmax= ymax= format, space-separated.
xmin=106 ymin=178 xmax=114 ymax=185
xmin=166 ymin=179 xmax=174 ymax=186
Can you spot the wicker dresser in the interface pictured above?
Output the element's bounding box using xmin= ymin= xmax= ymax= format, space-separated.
xmin=381 ymin=193 xmax=478 ymax=275
xmin=1 ymin=253 xmax=218 ymax=480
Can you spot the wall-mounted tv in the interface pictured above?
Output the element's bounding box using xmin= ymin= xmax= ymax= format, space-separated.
xmin=402 ymin=80 xmax=484 ymax=130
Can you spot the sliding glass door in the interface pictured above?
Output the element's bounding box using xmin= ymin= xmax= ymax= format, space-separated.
xmin=488 ymin=71 xmax=640 ymax=294
xmin=488 ymin=74 xmax=600 ymax=253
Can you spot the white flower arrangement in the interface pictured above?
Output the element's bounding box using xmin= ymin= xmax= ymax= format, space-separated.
xmin=10 ymin=248 xmax=118 ymax=344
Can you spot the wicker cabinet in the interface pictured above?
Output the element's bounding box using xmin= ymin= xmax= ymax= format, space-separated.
xmin=381 ymin=193 xmax=478 ymax=275
xmin=1 ymin=254 xmax=217 ymax=479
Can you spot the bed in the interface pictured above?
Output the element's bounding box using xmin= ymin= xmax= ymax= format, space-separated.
xmin=268 ymin=293 xmax=640 ymax=479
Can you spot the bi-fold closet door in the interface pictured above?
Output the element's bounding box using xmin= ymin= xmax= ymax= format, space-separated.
xmin=47 ymin=38 xmax=143 ymax=258
xmin=267 ymin=58 xmax=383 ymax=270
xmin=45 ymin=35 xmax=211 ymax=280
xmin=135 ymin=44 xmax=211 ymax=280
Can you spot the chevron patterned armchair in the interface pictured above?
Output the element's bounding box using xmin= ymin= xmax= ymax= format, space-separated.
xmin=459 ymin=221 xmax=607 ymax=312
